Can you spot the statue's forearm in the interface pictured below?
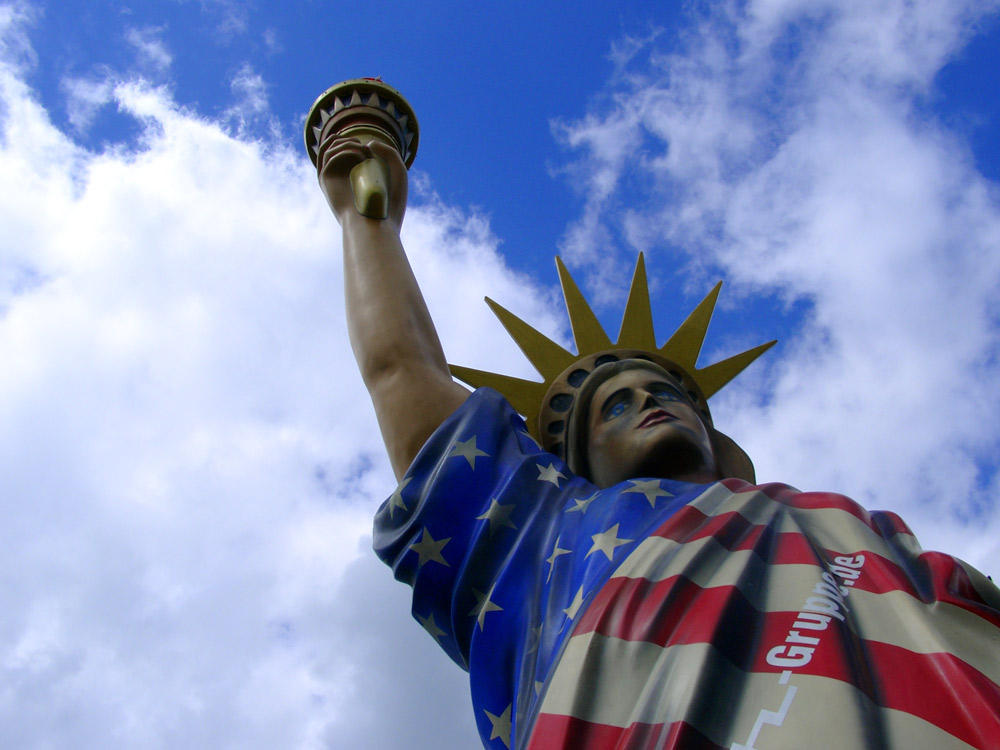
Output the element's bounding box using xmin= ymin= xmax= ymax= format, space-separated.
xmin=341 ymin=211 xmax=468 ymax=477
xmin=343 ymin=212 xmax=443 ymax=379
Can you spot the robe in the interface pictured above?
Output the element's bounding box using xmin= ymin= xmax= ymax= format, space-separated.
xmin=374 ymin=389 xmax=1000 ymax=750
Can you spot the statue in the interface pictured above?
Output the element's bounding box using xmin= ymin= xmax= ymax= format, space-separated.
xmin=307 ymin=80 xmax=1000 ymax=750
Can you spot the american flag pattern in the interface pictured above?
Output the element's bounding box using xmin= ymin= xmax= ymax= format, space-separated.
xmin=374 ymin=389 xmax=1000 ymax=750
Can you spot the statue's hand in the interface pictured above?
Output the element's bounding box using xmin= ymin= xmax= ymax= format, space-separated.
xmin=318 ymin=135 xmax=408 ymax=229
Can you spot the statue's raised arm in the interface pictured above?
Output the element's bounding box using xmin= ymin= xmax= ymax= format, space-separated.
xmin=309 ymin=83 xmax=468 ymax=479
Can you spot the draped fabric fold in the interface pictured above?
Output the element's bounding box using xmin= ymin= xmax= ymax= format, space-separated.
xmin=374 ymin=389 xmax=1000 ymax=750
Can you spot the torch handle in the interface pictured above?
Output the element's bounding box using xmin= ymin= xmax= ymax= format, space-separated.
xmin=349 ymin=155 xmax=390 ymax=220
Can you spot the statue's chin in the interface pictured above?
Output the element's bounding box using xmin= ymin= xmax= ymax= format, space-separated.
xmin=594 ymin=437 xmax=717 ymax=487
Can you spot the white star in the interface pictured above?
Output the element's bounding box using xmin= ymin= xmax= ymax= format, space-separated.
xmin=545 ymin=538 xmax=570 ymax=582
xmin=484 ymin=703 xmax=512 ymax=748
xmin=566 ymin=492 xmax=598 ymax=514
xmin=622 ymin=479 xmax=672 ymax=507
xmin=525 ymin=624 xmax=542 ymax=654
xmin=562 ymin=585 xmax=586 ymax=619
xmin=469 ymin=588 xmax=503 ymax=631
xmin=387 ymin=476 xmax=412 ymax=518
xmin=409 ymin=528 xmax=451 ymax=568
xmin=536 ymin=462 xmax=566 ymax=487
xmin=534 ymin=680 xmax=544 ymax=696
xmin=448 ymin=436 xmax=489 ymax=469
xmin=476 ymin=499 xmax=518 ymax=536
xmin=416 ymin=611 xmax=447 ymax=642
xmin=586 ymin=523 xmax=633 ymax=561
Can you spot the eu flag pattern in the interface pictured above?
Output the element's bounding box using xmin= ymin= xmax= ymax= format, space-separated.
xmin=373 ymin=389 xmax=1000 ymax=750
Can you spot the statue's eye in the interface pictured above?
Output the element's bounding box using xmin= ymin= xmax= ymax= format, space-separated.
xmin=652 ymin=388 xmax=683 ymax=402
xmin=604 ymin=399 xmax=629 ymax=420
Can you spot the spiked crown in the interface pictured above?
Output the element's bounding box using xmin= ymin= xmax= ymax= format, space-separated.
xmin=449 ymin=254 xmax=775 ymax=463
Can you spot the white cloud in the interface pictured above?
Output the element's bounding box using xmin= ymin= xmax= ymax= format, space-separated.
xmin=6 ymin=2 xmax=1000 ymax=749
xmin=125 ymin=25 xmax=172 ymax=72
xmin=0 ymin=10 xmax=561 ymax=749
xmin=61 ymin=75 xmax=115 ymax=131
xmin=200 ymin=0 xmax=249 ymax=38
xmin=262 ymin=27 xmax=281 ymax=55
xmin=555 ymin=0 xmax=1000 ymax=572
xmin=59 ymin=24 xmax=172 ymax=136
xmin=222 ymin=62 xmax=278 ymax=139
xmin=0 ymin=2 xmax=33 ymax=72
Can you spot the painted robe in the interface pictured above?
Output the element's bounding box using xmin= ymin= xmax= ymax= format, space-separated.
xmin=374 ymin=389 xmax=1000 ymax=750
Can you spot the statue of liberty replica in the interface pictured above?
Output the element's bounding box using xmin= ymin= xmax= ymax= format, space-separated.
xmin=306 ymin=79 xmax=1000 ymax=750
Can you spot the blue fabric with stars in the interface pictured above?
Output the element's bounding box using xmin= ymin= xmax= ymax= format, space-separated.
xmin=373 ymin=388 xmax=712 ymax=750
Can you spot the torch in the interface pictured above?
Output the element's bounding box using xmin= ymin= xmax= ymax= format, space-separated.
xmin=304 ymin=78 xmax=419 ymax=220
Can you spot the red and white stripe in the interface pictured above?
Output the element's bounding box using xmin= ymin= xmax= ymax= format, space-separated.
xmin=525 ymin=482 xmax=1000 ymax=750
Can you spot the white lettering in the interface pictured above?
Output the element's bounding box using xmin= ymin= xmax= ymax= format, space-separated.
xmin=730 ymin=684 xmax=798 ymax=750
xmin=792 ymin=611 xmax=832 ymax=630
xmin=828 ymin=564 xmax=861 ymax=580
xmin=766 ymin=644 xmax=814 ymax=668
xmin=834 ymin=554 xmax=865 ymax=568
xmin=821 ymin=572 xmax=852 ymax=598
xmin=786 ymin=630 xmax=821 ymax=646
xmin=803 ymin=596 xmax=846 ymax=621
xmin=812 ymin=580 xmax=849 ymax=607
xmin=749 ymin=552 xmax=866 ymax=749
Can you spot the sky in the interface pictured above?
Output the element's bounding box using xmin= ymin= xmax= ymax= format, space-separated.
xmin=2 ymin=1 xmax=1000 ymax=748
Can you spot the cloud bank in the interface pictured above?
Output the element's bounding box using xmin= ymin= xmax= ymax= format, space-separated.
xmin=2 ymin=1 xmax=1000 ymax=749
xmin=556 ymin=0 xmax=1000 ymax=568
xmin=0 ymin=6 xmax=558 ymax=748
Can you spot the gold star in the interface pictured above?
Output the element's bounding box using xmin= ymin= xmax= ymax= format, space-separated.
xmin=387 ymin=476 xmax=412 ymax=518
xmin=469 ymin=588 xmax=503 ymax=631
xmin=448 ymin=436 xmax=489 ymax=469
xmin=536 ymin=462 xmax=566 ymax=487
xmin=545 ymin=539 xmax=571 ymax=582
xmin=409 ymin=528 xmax=451 ymax=568
xmin=534 ymin=680 xmax=544 ymax=696
xmin=563 ymin=585 xmax=586 ymax=619
xmin=566 ymin=492 xmax=598 ymax=514
xmin=622 ymin=479 xmax=672 ymax=507
xmin=484 ymin=703 xmax=512 ymax=748
xmin=476 ymin=499 xmax=518 ymax=536
xmin=586 ymin=523 xmax=633 ymax=561
xmin=416 ymin=611 xmax=447 ymax=642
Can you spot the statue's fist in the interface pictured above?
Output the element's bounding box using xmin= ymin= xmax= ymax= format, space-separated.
xmin=318 ymin=135 xmax=408 ymax=228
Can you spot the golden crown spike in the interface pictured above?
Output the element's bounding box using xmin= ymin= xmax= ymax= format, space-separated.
xmin=449 ymin=254 xmax=776 ymax=458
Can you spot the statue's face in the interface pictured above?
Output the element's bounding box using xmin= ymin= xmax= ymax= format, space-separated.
xmin=585 ymin=368 xmax=717 ymax=487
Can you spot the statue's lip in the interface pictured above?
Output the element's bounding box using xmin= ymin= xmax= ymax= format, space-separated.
xmin=638 ymin=410 xmax=675 ymax=429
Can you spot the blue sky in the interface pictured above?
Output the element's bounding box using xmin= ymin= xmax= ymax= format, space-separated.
xmin=31 ymin=0 xmax=693 ymax=284
xmin=24 ymin=1 xmax=1000 ymax=311
xmin=3 ymin=1 xmax=1000 ymax=749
